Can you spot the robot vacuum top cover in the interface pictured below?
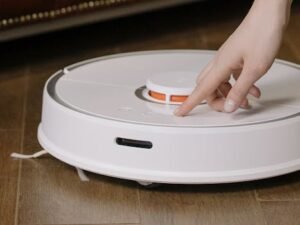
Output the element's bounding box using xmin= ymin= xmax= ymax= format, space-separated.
xmin=38 ymin=50 xmax=300 ymax=184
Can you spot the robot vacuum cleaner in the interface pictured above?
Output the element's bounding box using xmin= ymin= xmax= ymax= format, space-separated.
xmin=38 ymin=50 xmax=300 ymax=185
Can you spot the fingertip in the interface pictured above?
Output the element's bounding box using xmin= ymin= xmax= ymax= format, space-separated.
xmin=173 ymin=107 xmax=184 ymax=117
xmin=224 ymin=98 xmax=237 ymax=113
xmin=174 ymin=101 xmax=192 ymax=117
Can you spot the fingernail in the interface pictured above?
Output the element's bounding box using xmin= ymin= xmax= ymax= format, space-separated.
xmin=224 ymin=99 xmax=236 ymax=113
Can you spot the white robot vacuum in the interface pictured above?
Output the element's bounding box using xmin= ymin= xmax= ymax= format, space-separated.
xmin=38 ymin=50 xmax=300 ymax=185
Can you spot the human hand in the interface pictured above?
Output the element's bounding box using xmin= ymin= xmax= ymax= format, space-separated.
xmin=174 ymin=0 xmax=292 ymax=116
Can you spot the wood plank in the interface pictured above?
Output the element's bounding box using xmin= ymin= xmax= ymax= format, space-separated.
xmin=0 ymin=130 xmax=21 ymax=177
xmin=18 ymin=159 xmax=140 ymax=225
xmin=139 ymin=184 xmax=265 ymax=225
xmin=17 ymin=62 xmax=140 ymax=225
xmin=0 ymin=130 xmax=22 ymax=225
xmin=0 ymin=40 xmax=28 ymax=130
xmin=0 ymin=177 xmax=18 ymax=225
xmin=0 ymin=65 xmax=27 ymax=130
xmin=21 ymin=70 xmax=53 ymax=154
xmin=261 ymin=201 xmax=300 ymax=225
xmin=0 ymin=42 xmax=27 ymax=225
xmin=255 ymin=172 xmax=300 ymax=201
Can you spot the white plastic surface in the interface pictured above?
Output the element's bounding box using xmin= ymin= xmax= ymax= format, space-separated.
xmin=38 ymin=50 xmax=300 ymax=184
xmin=146 ymin=71 xmax=197 ymax=95
xmin=55 ymin=51 xmax=300 ymax=127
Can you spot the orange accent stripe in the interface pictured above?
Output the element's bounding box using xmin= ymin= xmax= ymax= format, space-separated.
xmin=149 ymin=91 xmax=188 ymax=103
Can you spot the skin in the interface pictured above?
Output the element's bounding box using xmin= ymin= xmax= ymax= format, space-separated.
xmin=174 ymin=0 xmax=293 ymax=116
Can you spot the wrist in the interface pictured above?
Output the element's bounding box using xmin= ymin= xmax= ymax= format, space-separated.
xmin=255 ymin=0 xmax=292 ymax=5
xmin=253 ymin=0 xmax=292 ymax=28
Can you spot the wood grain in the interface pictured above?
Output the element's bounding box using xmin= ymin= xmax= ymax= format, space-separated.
xmin=255 ymin=172 xmax=300 ymax=201
xmin=0 ymin=177 xmax=18 ymax=225
xmin=0 ymin=68 xmax=26 ymax=130
xmin=261 ymin=201 xmax=300 ymax=225
xmin=0 ymin=130 xmax=21 ymax=177
xmin=0 ymin=130 xmax=22 ymax=225
xmin=139 ymin=184 xmax=265 ymax=225
xmin=18 ymin=159 xmax=140 ymax=225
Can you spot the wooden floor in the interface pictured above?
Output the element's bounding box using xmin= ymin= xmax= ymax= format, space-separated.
xmin=1 ymin=1 xmax=300 ymax=224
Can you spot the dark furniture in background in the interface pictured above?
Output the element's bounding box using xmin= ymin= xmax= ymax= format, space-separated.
xmin=0 ymin=0 xmax=199 ymax=41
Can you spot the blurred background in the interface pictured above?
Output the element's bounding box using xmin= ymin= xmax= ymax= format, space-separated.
xmin=0 ymin=0 xmax=299 ymax=69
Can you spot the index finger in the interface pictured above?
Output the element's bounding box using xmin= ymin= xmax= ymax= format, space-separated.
xmin=174 ymin=66 xmax=231 ymax=116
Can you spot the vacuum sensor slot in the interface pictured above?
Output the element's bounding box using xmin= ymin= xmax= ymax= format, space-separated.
xmin=116 ymin=138 xmax=153 ymax=149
